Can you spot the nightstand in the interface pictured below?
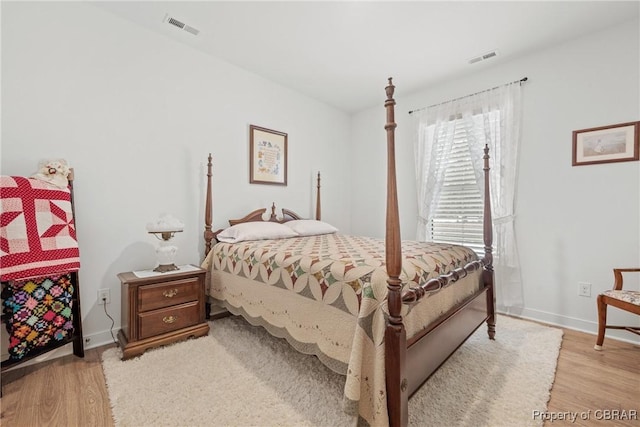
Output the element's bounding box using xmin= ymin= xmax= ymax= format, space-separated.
xmin=117 ymin=265 xmax=210 ymax=360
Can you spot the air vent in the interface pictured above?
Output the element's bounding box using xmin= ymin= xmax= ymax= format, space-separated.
xmin=168 ymin=17 xmax=185 ymax=29
xmin=468 ymin=50 xmax=498 ymax=65
xmin=164 ymin=14 xmax=200 ymax=36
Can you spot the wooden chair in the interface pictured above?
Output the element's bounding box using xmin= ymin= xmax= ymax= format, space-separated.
xmin=594 ymin=268 xmax=640 ymax=350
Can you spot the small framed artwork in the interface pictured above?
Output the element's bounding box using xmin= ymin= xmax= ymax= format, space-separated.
xmin=572 ymin=121 xmax=640 ymax=166
xmin=249 ymin=125 xmax=288 ymax=185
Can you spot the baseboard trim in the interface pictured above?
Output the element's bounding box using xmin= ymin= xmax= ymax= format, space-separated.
xmin=498 ymin=307 xmax=640 ymax=345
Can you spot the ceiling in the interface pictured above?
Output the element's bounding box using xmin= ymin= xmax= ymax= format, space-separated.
xmin=93 ymin=1 xmax=639 ymax=113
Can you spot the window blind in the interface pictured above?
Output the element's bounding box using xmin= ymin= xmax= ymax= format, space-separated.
xmin=430 ymin=121 xmax=484 ymax=254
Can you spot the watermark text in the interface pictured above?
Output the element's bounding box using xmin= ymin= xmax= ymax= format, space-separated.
xmin=532 ymin=409 xmax=637 ymax=423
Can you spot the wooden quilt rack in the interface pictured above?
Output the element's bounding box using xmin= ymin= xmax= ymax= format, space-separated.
xmin=1 ymin=169 xmax=84 ymax=373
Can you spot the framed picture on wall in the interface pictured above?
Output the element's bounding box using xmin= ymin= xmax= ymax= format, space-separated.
xmin=572 ymin=121 xmax=640 ymax=166
xmin=249 ymin=125 xmax=288 ymax=185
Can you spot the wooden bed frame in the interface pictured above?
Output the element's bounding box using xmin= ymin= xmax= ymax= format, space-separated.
xmin=202 ymin=78 xmax=495 ymax=427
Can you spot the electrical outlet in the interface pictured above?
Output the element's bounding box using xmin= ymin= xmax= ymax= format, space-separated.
xmin=98 ymin=288 xmax=111 ymax=304
xmin=578 ymin=282 xmax=591 ymax=297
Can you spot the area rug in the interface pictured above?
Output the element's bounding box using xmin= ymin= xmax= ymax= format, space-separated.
xmin=101 ymin=315 xmax=563 ymax=427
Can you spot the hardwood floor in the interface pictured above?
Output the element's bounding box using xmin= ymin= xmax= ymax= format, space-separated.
xmin=545 ymin=328 xmax=639 ymax=427
xmin=1 ymin=326 xmax=638 ymax=427
xmin=1 ymin=345 xmax=115 ymax=427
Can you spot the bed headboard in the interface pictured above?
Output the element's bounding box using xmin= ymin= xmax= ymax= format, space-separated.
xmin=228 ymin=204 xmax=304 ymax=226
xmin=202 ymin=154 xmax=322 ymax=255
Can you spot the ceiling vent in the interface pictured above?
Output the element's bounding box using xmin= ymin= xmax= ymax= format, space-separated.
xmin=468 ymin=50 xmax=498 ymax=65
xmin=164 ymin=14 xmax=200 ymax=36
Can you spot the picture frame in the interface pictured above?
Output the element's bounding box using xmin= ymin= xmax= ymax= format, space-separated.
xmin=249 ymin=125 xmax=288 ymax=185
xmin=572 ymin=121 xmax=640 ymax=166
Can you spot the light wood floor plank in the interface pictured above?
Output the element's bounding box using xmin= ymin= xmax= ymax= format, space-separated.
xmin=545 ymin=329 xmax=639 ymax=427
xmin=1 ymin=345 xmax=115 ymax=427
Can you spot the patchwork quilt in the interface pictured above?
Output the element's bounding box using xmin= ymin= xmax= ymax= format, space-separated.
xmin=2 ymin=274 xmax=75 ymax=360
xmin=204 ymin=233 xmax=481 ymax=426
xmin=0 ymin=176 xmax=80 ymax=281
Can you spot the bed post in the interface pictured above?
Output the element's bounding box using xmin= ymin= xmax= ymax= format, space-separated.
xmin=482 ymin=145 xmax=496 ymax=339
xmin=383 ymin=78 xmax=408 ymax=427
xmin=204 ymin=153 xmax=214 ymax=256
xmin=315 ymin=172 xmax=321 ymax=220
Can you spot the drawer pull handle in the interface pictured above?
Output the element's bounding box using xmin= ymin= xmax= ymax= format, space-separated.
xmin=162 ymin=316 xmax=177 ymax=324
xmin=163 ymin=289 xmax=179 ymax=298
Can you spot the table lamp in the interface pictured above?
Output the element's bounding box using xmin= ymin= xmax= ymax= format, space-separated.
xmin=146 ymin=214 xmax=184 ymax=272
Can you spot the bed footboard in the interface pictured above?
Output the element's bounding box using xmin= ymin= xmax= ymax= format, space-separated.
xmin=406 ymin=287 xmax=489 ymax=396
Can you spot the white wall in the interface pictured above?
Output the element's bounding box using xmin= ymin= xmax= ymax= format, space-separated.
xmin=1 ymin=2 xmax=352 ymax=354
xmin=350 ymin=20 xmax=640 ymax=342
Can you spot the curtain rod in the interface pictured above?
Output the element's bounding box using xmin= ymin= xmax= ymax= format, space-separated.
xmin=408 ymin=77 xmax=528 ymax=115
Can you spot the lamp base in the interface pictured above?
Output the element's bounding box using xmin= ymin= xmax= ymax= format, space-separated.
xmin=153 ymin=263 xmax=180 ymax=273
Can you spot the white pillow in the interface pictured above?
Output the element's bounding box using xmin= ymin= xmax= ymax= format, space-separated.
xmin=217 ymin=221 xmax=298 ymax=243
xmin=283 ymin=220 xmax=338 ymax=236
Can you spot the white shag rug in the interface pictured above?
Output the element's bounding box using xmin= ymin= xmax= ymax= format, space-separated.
xmin=102 ymin=315 xmax=563 ymax=427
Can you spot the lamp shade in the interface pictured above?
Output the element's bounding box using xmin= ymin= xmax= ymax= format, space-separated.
xmin=146 ymin=214 xmax=184 ymax=233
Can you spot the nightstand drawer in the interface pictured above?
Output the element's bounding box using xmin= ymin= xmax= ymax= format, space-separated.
xmin=138 ymin=278 xmax=200 ymax=312
xmin=138 ymin=301 xmax=200 ymax=339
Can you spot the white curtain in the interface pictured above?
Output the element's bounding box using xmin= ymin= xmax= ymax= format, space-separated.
xmin=413 ymin=104 xmax=457 ymax=241
xmin=413 ymin=82 xmax=524 ymax=310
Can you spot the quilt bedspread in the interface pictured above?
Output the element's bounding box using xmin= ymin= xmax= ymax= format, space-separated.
xmin=204 ymin=233 xmax=481 ymax=426
xmin=0 ymin=176 xmax=80 ymax=281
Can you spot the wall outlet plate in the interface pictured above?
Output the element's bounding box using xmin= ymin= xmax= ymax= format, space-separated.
xmin=98 ymin=288 xmax=111 ymax=304
xmin=578 ymin=282 xmax=591 ymax=297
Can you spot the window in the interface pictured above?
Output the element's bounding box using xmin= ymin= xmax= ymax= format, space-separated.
xmin=416 ymin=82 xmax=523 ymax=309
xmin=429 ymin=115 xmax=493 ymax=254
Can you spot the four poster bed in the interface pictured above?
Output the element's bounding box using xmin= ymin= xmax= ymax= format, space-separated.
xmin=201 ymin=79 xmax=495 ymax=426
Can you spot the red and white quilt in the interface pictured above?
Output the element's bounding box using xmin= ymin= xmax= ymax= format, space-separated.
xmin=0 ymin=176 xmax=80 ymax=281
